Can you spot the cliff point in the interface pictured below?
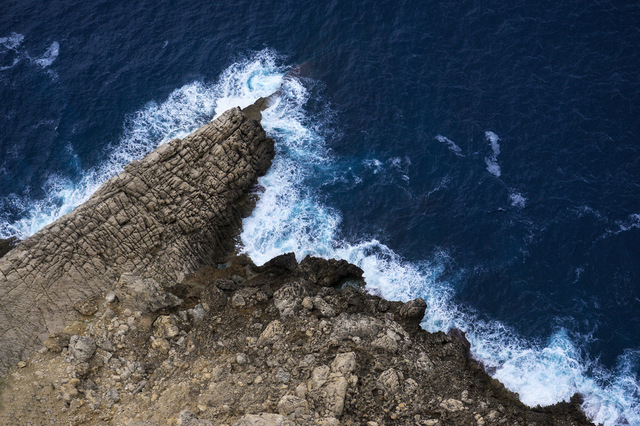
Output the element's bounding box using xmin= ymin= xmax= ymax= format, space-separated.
xmin=0 ymin=105 xmax=592 ymax=425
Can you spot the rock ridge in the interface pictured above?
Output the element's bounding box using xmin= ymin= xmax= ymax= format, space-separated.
xmin=0 ymin=107 xmax=274 ymax=375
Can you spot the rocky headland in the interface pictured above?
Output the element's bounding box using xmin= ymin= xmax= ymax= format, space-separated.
xmin=0 ymin=105 xmax=592 ymax=425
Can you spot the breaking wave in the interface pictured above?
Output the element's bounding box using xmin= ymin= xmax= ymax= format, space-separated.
xmin=0 ymin=49 xmax=637 ymax=425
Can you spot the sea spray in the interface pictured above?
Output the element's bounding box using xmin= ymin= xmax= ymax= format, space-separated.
xmin=0 ymin=49 xmax=637 ymax=425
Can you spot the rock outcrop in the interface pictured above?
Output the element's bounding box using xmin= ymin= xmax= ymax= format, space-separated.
xmin=0 ymin=254 xmax=592 ymax=425
xmin=0 ymin=107 xmax=274 ymax=375
xmin=0 ymin=104 xmax=594 ymax=425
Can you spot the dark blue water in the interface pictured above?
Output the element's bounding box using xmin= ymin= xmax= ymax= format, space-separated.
xmin=2 ymin=1 xmax=639 ymax=423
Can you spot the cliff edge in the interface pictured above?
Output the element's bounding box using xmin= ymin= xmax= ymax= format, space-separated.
xmin=0 ymin=107 xmax=274 ymax=375
xmin=0 ymin=106 xmax=592 ymax=425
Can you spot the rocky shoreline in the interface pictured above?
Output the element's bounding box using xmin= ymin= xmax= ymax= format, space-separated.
xmin=0 ymin=106 xmax=593 ymax=425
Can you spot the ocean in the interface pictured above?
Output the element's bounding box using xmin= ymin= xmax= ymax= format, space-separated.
xmin=1 ymin=1 xmax=639 ymax=423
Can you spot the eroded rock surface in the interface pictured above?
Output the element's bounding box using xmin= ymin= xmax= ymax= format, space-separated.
xmin=0 ymin=255 xmax=592 ymax=425
xmin=0 ymin=107 xmax=274 ymax=374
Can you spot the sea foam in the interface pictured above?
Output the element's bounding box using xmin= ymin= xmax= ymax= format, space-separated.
xmin=0 ymin=50 xmax=637 ymax=425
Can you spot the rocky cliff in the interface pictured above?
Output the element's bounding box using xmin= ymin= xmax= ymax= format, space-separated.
xmin=0 ymin=106 xmax=274 ymax=375
xmin=0 ymin=105 xmax=592 ymax=425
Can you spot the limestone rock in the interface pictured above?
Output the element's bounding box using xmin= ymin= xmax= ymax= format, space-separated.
xmin=277 ymin=394 xmax=309 ymax=416
xmin=69 ymin=336 xmax=96 ymax=363
xmin=257 ymin=320 xmax=284 ymax=346
xmin=0 ymin=107 xmax=274 ymax=374
xmin=153 ymin=315 xmax=180 ymax=339
xmin=398 ymin=297 xmax=427 ymax=321
xmin=331 ymin=352 xmax=356 ymax=376
xmin=273 ymin=281 xmax=306 ymax=317
xmin=116 ymin=274 xmax=183 ymax=313
xmin=376 ymin=368 xmax=400 ymax=395
xmin=371 ymin=335 xmax=399 ymax=353
xmin=440 ymin=398 xmax=465 ymax=412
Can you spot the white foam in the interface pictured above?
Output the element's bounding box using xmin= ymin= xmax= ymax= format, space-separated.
xmin=0 ymin=32 xmax=24 ymax=50
xmin=0 ymin=49 xmax=637 ymax=425
xmin=0 ymin=50 xmax=282 ymax=238
xmin=33 ymin=41 xmax=59 ymax=68
xmin=510 ymin=191 xmax=526 ymax=208
xmin=435 ymin=134 xmax=464 ymax=156
xmin=484 ymin=131 xmax=501 ymax=177
xmin=236 ymin=68 xmax=638 ymax=424
xmin=599 ymin=213 xmax=640 ymax=241
xmin=363 ymin=159 xmax=383 ymax=174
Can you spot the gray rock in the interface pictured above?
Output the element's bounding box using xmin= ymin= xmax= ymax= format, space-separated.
xmin=0 ymin=107 xmax=274 ymax=375
xmin=257 ymin=320 xmax=284 ymax=346
xmin=371 ymin=335 xmax=399 ymax=353
xmin=313 ymin=296 xmax=336 ymax=318
xmin=398 ymin=297 xmax=427 ymax=321
xmin=189 ymin=304 xmax=206 ymax=323
xmin=330 ymin=313 xmax=382 ymax=341
xmin=116 ymin=274 xmax=183 ymax=314
xmin=69 ymin=336 xmax=96 ymax=363
xmin=331 ymin=352 xmax=357 ymax=375
xmin=103 ymin=387 xmax=120 ymax=407
xmin=231 ymin=292 xmax=246 ymax=308
xmin=277 ymin=394 xmax=309 ymax=416
xmin=376 ymin=368 xmax=400 ymax=395
xmin=273 ymin=281 xmax=306 ymax=317
xmin=275 ymin=367 xmax=291 ymax=384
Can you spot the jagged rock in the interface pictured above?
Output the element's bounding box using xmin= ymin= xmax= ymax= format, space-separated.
xmin=371 ymin=334 xmax=399 ymax=353
xmin=273 ymin=281 xmax=306 ymax=317
xmin=188 ymin=304 xmax=206 ymax=323
xmin=153 ymin=315 xmax=180 ymax=339
xmin=316 ymin=373 xmax=348 ymax=416
xmin=258 ymin=320 xmax=284 ymax=346
xmin=376 ymin=368 xmax=401 ymax=395
xmin=440 ymin=398 xmax=465 ymax=412
xmin=103 ymin=388 xmax=120 ymax=407
xmin=232 ymin=292 xmax=246 ymax=308
xmin=299 ymin=256 xmax=363 ymax=287
xmin=277 ymin=394 xmax=309 ymax=416
xmin=69 ymin=336 xmax=96 ymax=363
xmin=398 ymin=297 xmax=427 ymax=321
xmin=260 ymin=252 xmax=298 ymax=273
xmin=330 ymin=313 xmax=382 ymax=340
xmin=331 ymin=352 xmax=356 ymax=376
xmin=0 ymin=253 xmax=594 ymax=425
xmin=116 ymin=274 xmax=183 ymax=313
xmin=151 ymin=338 xmax=170 ymax=354
xmin=313 ymin=296 xmax=336 ymax=318
xmin=0 ymin=107 xmax=274 ymax=374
